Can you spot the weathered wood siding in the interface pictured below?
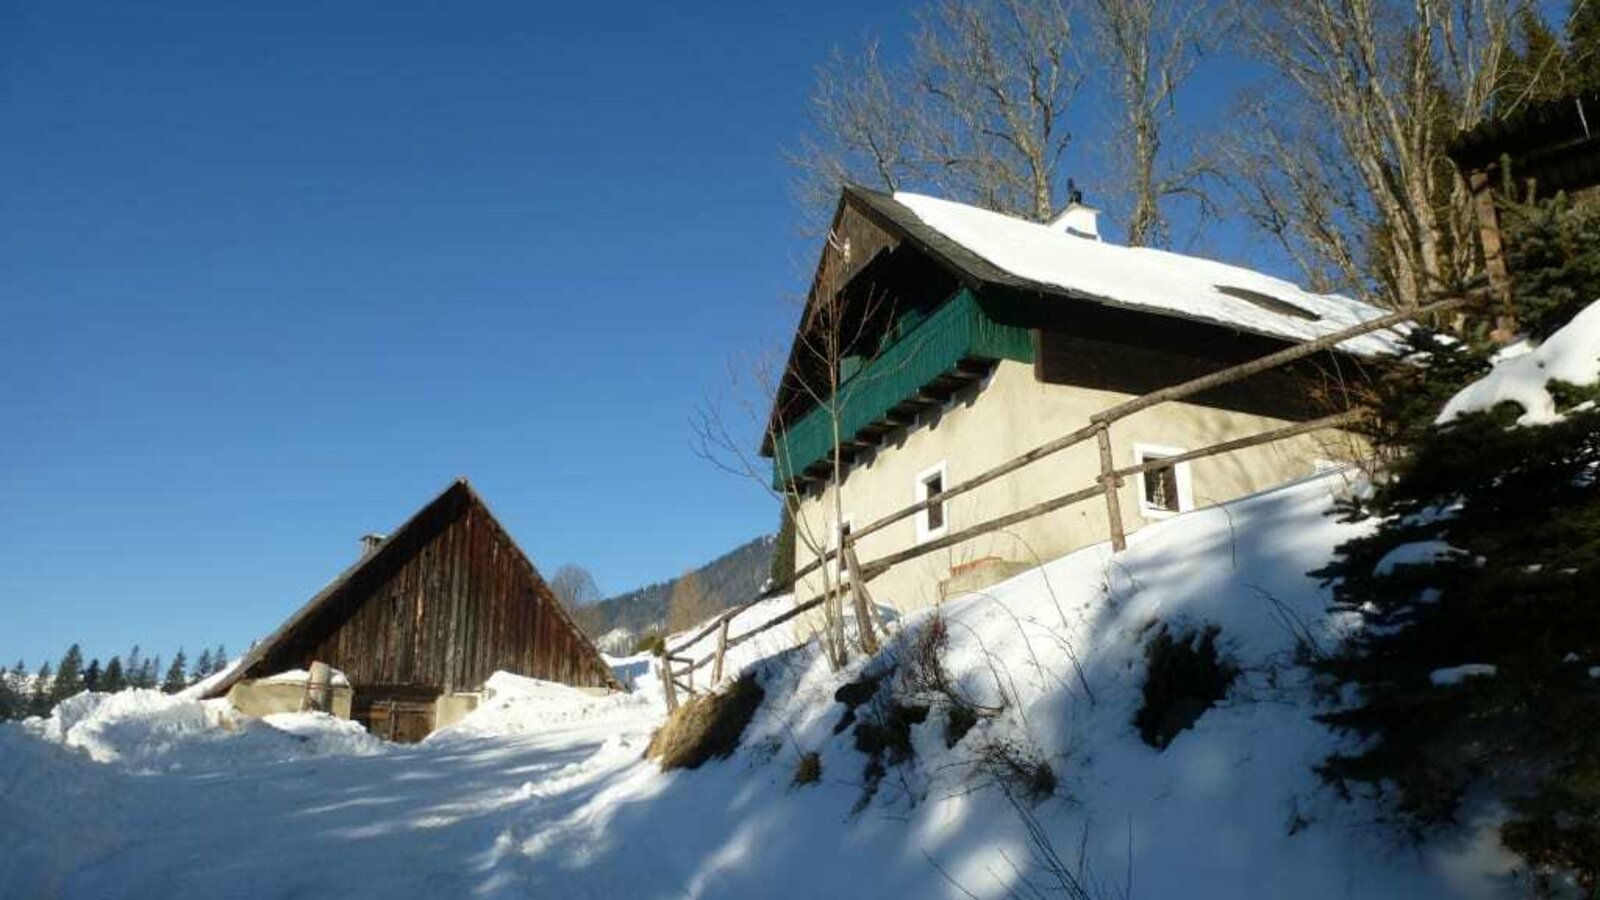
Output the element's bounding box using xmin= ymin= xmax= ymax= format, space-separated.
xmin=247 ymin=483 xmax=613 ymax=692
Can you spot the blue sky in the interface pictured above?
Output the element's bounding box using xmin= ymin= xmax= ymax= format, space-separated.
xmin=1 ymin=1 xmax=1282 ymax=670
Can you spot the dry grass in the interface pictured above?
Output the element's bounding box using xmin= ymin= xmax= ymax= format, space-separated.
xmin=645 ymin=674 xmax=765 ymax=771
xmin=792 ymin=751 xmax=822 ymax=787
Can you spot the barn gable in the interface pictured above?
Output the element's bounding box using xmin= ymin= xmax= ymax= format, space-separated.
xmin=206 ymin=478 xmax=621 ymax=705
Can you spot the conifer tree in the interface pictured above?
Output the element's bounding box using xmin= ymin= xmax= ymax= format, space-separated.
xmin=194 ymin=649 xmax=213 ymax=681
xmin=100 ymin=656 xmax=125 ymax=693
xmin=125 ymin=645 xmax=144 ymax=687
xmin=768 ymin=506 xmax=796 ymax=592
xmin=29 ymin=662 xmax=53 ymax=717
xmin=162 ymin=650 xmax=187 ymax=694
xmin=213 ymin=645 xmax=228 ymax=675
xmin=0 ymin=671 xmax=17 ymax=720
xmin=50 ymin=644 xmax=85 ymax=704
xmin=141 ymin=655 xmax=161 ymax=690
xmin=1315 ymin=193 xmax=1600 ymax=888
xmin=83 ymin=658 xmax=101 ymax=692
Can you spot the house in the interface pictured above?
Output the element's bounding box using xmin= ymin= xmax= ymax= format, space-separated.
xmin=764 ymin=186 xmax=1393 ymax=614
xmin=204 ymin=478 xmax=621 ymax=741
xmin=1449 ymin=89 xmax=1600 ymax=304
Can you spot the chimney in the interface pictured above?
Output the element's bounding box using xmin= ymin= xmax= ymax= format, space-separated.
xmin=1050 ymin=179 xmax=1100 ymax=241
xmin=360 ymin=533 xmax=386 ymax=557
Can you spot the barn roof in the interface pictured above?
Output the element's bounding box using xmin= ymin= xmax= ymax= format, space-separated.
xmin=204 ymin=478 xmax=621 ymax=698
xmin=1448 ymin=90 xmax=1600 ymax=192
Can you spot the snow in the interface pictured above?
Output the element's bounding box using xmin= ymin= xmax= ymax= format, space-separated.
xmin=894 ymin=192 xmax=1401 ymax=356
xmin=174 ymin=655 xmax=244 ymax=700
xmin=258 ymin=666 xmax=352 ymax=686
xmin=0 ymin=474 xmax=1525 ymax=898
xmin=1436 ymin=298 xmax=1600 ymax=425
xmin=1430 ymin=664 xmax=1500 ymax=686
xmin=1374 ymin=540 xmax=1466 ymax=575
xmin=16 ymin=689 xmax=385 ymax=772
xmin=428 ymin=673 xmax=652 ymax=742
xmin=595 ymin=627 xmax=635 ymax=655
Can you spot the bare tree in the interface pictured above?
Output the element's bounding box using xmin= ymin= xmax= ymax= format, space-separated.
xmin=692 ymin=223 xmax=914 ymax=671
xmin=550 ymin=564 xmax=600 ymax=609
xmin=549 ymin=564 xmax=605 ymax=636
xmin=1086 ymin=0 xmax=1223 ymax=246
xmin=667 ymin=570 xmax=717 ymax=634
xmin=792 ymin=0 xmax=1082 ymax=226
xmin=1228 ymin=0 xmax=1516 ymax=307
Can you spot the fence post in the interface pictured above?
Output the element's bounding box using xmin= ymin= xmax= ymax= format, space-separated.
xmin=1096 ymin=423 xmax=1127 ymax=552
xmin=659 ymin=658 xmax=678 ymax=713
xmin=845 ymin=545 xmax=880 ymax=654
xmin=711 ymin=617 xmax=730 ymax=686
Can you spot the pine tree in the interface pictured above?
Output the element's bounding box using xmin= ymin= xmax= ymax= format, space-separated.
xmin=1315 ymin=195 xmax=1600 ymax=887
xmin=50 ymin=644 xmax=85 ymax=705
xmin=125 ymin=645 xmax=144 ymax=687
xmin=1498 ymin=6 xmax=1568 ymax=108
xmin=141 ymin=655 xmax=160 ymax=690
xmin=194 ymin=649 xmax=213 ymax=681
xmin=100 ymin=656 xmax=125 ymax=693
xmin=83 ymin=658 xmax=102 ymax=693
xmin=162 ymin=650 xmax=187 ymax=694
xmin=1567 ymin=0 xmax=1600 ymax=92
xmin=769 ymin=506 xmax=796 ymax=592
xmin=213 ymin=645 xmax=228 ymax=675
xmin=29 ymin=662 xmax=53 ymax=717
xmin=0 ymin=670 xmax=17 ymax=720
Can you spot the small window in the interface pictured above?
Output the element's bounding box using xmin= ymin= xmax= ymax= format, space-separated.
xmin=1133 ymin=444 xmax=1193 ymax=518
xmin=916 ymin=463 xmax=948 ymax=541
xmin=1143 ymin=460 xmax=1181 ymax=511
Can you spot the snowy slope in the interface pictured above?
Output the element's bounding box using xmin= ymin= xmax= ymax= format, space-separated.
xmin=0 ymin=473 xmax=1523 ymax=899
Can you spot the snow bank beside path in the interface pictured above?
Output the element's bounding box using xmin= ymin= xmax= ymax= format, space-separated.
xmin=428 ymin=672 xmax=653 ymax=742
xmin=1437 ymin=298 xmax=1600 ymax=425
xmin=19 ymin=688 xmax=384 ymax=772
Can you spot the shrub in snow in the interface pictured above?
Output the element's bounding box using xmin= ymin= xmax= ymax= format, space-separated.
xmin=632 ymin=631 xmax=666 ymax=657
xmin=791 ymin=750 xmax=821 ymax=787
xmin=1133 ymin=622 xmax=1237 ymax=750
xmin=1315 ymin=203 xmax=1600 ymax=888
xmin=974 ymin=738 xmax=1056 ymax=804
xmin=644 ymin=673 xmax=765 ymax=771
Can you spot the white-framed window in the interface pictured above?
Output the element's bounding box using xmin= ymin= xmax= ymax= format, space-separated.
xmin=1132 ymin=444 xmax=1193 ymax=518
xmin=915 ymin=462 xmax=949 ymax=542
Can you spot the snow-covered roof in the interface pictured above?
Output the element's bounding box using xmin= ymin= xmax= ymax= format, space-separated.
xmin=890 ymin=191 xmax=1398 ymax=356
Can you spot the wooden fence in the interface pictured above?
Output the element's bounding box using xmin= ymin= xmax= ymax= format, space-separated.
xmin=654 ymin=296 xmax=1467 ymax=710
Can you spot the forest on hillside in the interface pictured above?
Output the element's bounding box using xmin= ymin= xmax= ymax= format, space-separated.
xmin=578 ymin=535 xmax=775 ymax=643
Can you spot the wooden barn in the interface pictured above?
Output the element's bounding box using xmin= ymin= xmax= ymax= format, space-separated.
xmin=204 ymin=478 xmax=621 ymax=741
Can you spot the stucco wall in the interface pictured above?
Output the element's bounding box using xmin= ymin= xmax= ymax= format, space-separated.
xmin=226 ymin=680 xmax=354 ymax=720
xmin=434 ymin=693 xmax=481 ymax=731
xmin=793 ymin=360 xmax=1358 ymax=615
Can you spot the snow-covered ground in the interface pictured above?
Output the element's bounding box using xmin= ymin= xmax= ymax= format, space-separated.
xmin=1 ymin=472 xmax=1526 ymax=899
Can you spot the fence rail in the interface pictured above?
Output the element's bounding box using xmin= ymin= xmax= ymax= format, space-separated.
xmin=654 ymin=295 xmax=1468 ymax=709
